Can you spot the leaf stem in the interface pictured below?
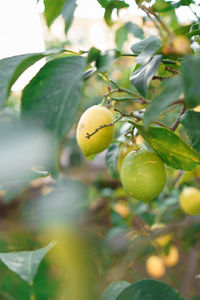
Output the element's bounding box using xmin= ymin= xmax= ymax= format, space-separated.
xmin=170 ymin=103 xmax=186 ymax=131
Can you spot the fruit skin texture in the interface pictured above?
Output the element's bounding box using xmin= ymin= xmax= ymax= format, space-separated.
xmin=179 ymin=187 xmax=200 ymax=215
xmin=76 ymin=105 xmax=114 ymax=157
xmin=151 ymin=223 xmax=172 ymax=247
xmin=120 ymin=150 xmax=166 ymax=203
xmin=117 ymin=142 xmax=135 ymax=173
xmin=146 ymin=255 xmax=165 ymax=278
xmin=162 ymin=246 xmax=179 ymax=267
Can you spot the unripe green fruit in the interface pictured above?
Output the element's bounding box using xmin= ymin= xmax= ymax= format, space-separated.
xmin=120 ymin=150 xmax=167 ymax=203
xmin=76 ymin=105 xmax=114 ymax=158
xmin=179 ymin=187 xmax=200 ymax=215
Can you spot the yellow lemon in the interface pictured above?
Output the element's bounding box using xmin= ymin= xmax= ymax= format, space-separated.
xmin=179 ymin=187 xmax=200 ymax=215
xmin=76 ymin=105 xmax=114 ymax=158
xmin=151 ymin=223 xmax=172 ymax=247
xmin=146 ymin=255 xmax=165 ymax=278
xmin=162 ymin=245 xmax=179 ymax=267
xmin=120 ymin=150 xmax=166 ymax=203
xmin=173 ymin=35 xmax=191 ymax=55
xmin=113 ymin=201 xmax=130 ymax=218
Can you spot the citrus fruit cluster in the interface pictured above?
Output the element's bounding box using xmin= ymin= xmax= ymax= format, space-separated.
xmin=76 ymin=105 xmax=167 ymax=203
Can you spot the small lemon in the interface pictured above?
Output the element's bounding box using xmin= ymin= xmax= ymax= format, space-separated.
xmin=162 ymin=245 xmax=179 ymax=267
xmin=120 ymin=150 xmax=166 ymax=203
xmin=146 ymin=255 xmax=165 ymax=278
xmin=179 ymin=187 xmax=200 ymax=215
xmin=76 ymin=105 xmax=114 ymax=158
xmin=151 ymin=223 xmax=172 ymax=247
xmin=173 ymin=35 xmax=191 ymax=55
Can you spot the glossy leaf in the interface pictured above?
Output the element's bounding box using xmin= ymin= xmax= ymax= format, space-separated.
xmin=0 ymin=242 xmax=56 ymax=283
xmin=44 ymin=0 xmax=66 ymax=27
xmin=0 ymin=51 xmax=56 ymax=108
xmin=100 ymin=281 xmax=130 ymax=300
xmin=179 ymin=111 xmax=200 ymax=153
xmin=106 ymin=142 xmax=120 ymax=179
xmin=62 ymin=0 xmax=77 ymax=33
xmin=116 ymin=279 xmax=185 ymax=300
xmin=136 ymin=40 xmax=161 ymax=65
xmin=144 ymin=76 xmax=183 ymax=126
xmin=182 ymin=55 xmax=200 ymax=108
xmin=130 ymin=55 xmax=162 ymax=97
xmin=131 ymin=36 xmax=161 ymax=55
xmin=22 ymin=56 xmax=86 ymax=140
xmin=131 ymin=122 xmax=200 ymax=170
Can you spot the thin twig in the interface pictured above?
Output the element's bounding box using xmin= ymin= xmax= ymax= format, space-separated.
xmin=170 ymin=103 xmax=186 ymax=131
xmin=152 ymin=75 xmax=169 ymax=81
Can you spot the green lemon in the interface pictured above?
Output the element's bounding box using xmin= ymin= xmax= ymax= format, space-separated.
xmin=120 ymin=150 xmax=167 ymax=203
xmin=117 ymin=142 xmax=135 ymax=173
xmin=179 ymin=187 xmax=200 ymax=215
xmin=76 ymin=105 xmax=114 ymax=158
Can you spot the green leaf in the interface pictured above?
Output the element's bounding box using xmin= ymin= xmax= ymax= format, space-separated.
xmin=0 ymin=291 xmax=16 ymax=300
xmin=182 ymin=55 xmax=200 ymax=108
xmin=0 ymin=51 xmax=57 ymax=108
xmin=97 ymin=0 xmax=129 ymax=9
xmin=136 ymin=40 xmax=161 ymax=65
xmin=106 ymin=142 xmax=120 ymax=179
xmin=44 ymin=0 xmax=66 ymax=27
xmin=87 ymin=47 xmax=101 ymax=64
xmin=125 ymin=22 xmax=144 ymax=40
xmin=130 ymin=55 xmax=162 ymax=97
xmin=0 ymin=242 xmax=56 ymax=283
xmin=131 ymin=36 xmax=161 ymax=55
xmin=179 ymin=111 xmax=200 ymax=153
xmin=115 ymin=25 xmax=128 ymax=50
xmin=132 ymin=122 xmax=200 ymax=170
xmin=144 ymin=76 xmax=183 ymax=126
xmin=100 ymin=281 xmax=130 ymax=300
xmin=62 ymin=0 xmax=77 ymax=33
xmin=22 ymin=56 xmax=86 ymax=140
xmin=116 ymin=279 xmax=185 ymax=300
xmin=96 ymin=50 xmax=116 ymax=72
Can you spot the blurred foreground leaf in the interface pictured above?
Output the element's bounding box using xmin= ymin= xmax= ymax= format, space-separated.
xmin=0 ymin=242 xmax=56 ymax=283
xmin=100 ymin=281 xmax=130 ymax=300
xmin=106 ymin=142 xmax=120 ymax=180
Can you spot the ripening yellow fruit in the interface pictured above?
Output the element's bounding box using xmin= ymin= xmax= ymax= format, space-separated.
xmin=76 ymin=105 xmax=114 ymax=158
xmin=117 ymin=142 xmax=135 ymax=173
xmin=179 ymin=187 xmax=200 ymax=215
xmin=162 ymin=246 xmax=179 ymax=267
xmin=172 ymin=35 xmax=191 ymax=55
xmin=193 ymin=105 xmax=200 ymax=112
xmin=113 ymin=201 xmax=130 ymax=218
xmin=120 ymin=150 xmax=166 ymax=203
xmin=146 ymin=255 xmax=165 ymax=278
xmin=151 ymin=223 xmax=172 ymax=247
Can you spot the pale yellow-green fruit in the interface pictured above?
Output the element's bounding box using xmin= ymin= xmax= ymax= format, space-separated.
xmin=146 ymin=255 xmax=165 ymax=278
xmin=117 ymin=142 xmax=135 ymax=173
xmin=172 ymin=35 xmax=191 ymax=55
xmin=120 ymin=150 xmax=167 ymax=203
xmin=113 ymin=201 xmax=130 ymax=218
xmin=76 ymin=105 xmax=114 ymax=158
xmin=179 ymin=187 xmax=200 ymax=215
xmin=162 ymin=245 xmax=179 ymax=267
xmin=151 ymin=223 xmax=172 ymax=247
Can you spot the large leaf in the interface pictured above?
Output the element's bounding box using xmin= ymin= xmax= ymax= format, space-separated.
xmin=116 ymin=279 xmax=185 ymax=300
xmin=22 ymin=55 xmax=86 ymax=140
xmin=182 ymin=55 xmax=200 ymax=108
xmin=62 ymin=0 xmax=77 ymax=33
xmin=44 ymin=0 xmax=66 ymax=27
xmin=0 ymin=242 xmax=56 ymax=283
xmin=131 ymin=36 xmax=161 ymax=55
xmin=179 ymin=111 xmax=200 ymax=153
xmin=144 ymin=76 xmax=183 ymax=126
xmin=0 ymin=51 xmax=57 ymax=108
xmin=130 ymin=122 xmax=200 ymax=170
xmin=100 ymin=281 xmax=130 ymax=300
xmin=130 ymin=55 xmax=162 ymax=97
xmin=106 ymin=142 xmax=120 ymax=180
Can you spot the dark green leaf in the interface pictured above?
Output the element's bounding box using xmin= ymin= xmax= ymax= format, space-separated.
xmin=125 ymin=22 xmax=144 ymax=39
xmin=96 ymin=50 xmax=116 ymax=72
xmin=104 ymin=4 xmax=115 ymax=26
xmin=136 ymin=40 xmax=161 ymax=65
xmin=182 ymin=55 xmax=200 ymax=108
xmin=179 ymin=111 xmax=200 ymax=153
xmin=97 ymin=0 xmax=128 ymax=9
xmin=22 ymin=56 xmax=86 ymax=140
xmin=62 ymin=0 xmax=77 ymax=33
xmin=116 ymin=279 xmax=185 ymax=300
xmin=144 ymin=76 xmax=183 ymax=126
xmin=0 ymin=291 xmax=16 ymax=300
xmin=131 ymin=36 xmax=161 ymax=55
xmin=106 ymin=142 xmax=120 ymax=179
xmin=130 ymin=55 xmax=162 ymax=97
xmin=115 ymin=25 xmax=128 ymax=50
xmin=100 ymin=281 xmax=130 ymax=300
xmin=0 ymin=242 xmax=56 ymax=283
xmin=132 ymin=122 xmax=200 ymax=170
xmin=87 ymin=47 xmax=101 ymax=64
xmin=44 ymin=0 xmax=66 ymax=27
xmin=0 ymin=51 xmax=57 ymax=108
